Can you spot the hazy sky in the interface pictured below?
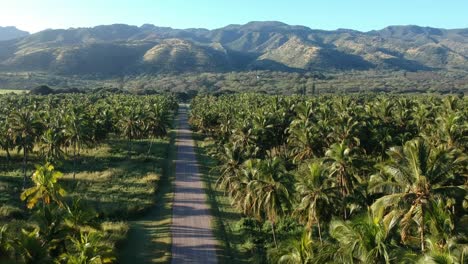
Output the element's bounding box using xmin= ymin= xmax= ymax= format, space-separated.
xmin=0 ymin=0 xmax=467 ymax=33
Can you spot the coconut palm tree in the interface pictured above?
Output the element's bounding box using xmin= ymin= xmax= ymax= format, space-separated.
xmin=433 ymin=112 xmax=466 ymax=149
xmin=294 ymin=162 xmax=339 ymax=243
xmin=287 ymin=101 xmax=321 ymax=162
xmin=9 ymin=110 xmax=43 ymax=188
xmin=230 ymin=120 xmax=259 ymax=159
xmin=329 ymin=213 xmax=393 ymax=264
xmin=118 ymin=106 xmax=144 ymax=157
xmin=370 ymin=138 xmax=467 ymax=252
xmin=216 ymin=142 xmax=245 ymax=194
xmin=0 ymin=119 xmax=14 ymax=163
xmin=325 ymin=141 xmax=358 ymax=219
xmin=63 ymin=107 xmax=92 ymax=179
xmin=245 ymin=157 xmax=293 ymax=247
xmin=40 ymin=128 xmax=65 ymax=163
xmin=271 ymin=231 xmax=314 ymax=264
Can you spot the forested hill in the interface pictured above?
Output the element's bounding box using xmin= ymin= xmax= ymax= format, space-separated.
xmin=0 ymin=21 xmax=467 ymax=76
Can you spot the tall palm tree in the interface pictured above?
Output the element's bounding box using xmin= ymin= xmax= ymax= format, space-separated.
xmin=118 ymin=106 xmax=143 ymax=157
xmin=216 ymin=142 xmax=245 ymax=194
xmin=245 ymin=157 xmax=293 ymax=247
xmin=230 ymin=120 xmax=259 ymax=159
xmin=370 ymin=138 xmax=467 ymax=252
xmin=287 ymin=101 xmax=321 ymax=162
xmin=40 ymin=128 xmax=65 ymax=163
xmin=64 ymin=108 xmax=91 ymax=179
xmin=0 ymin=119 xmax=14 ymax=163
xmin=9 ymin=110 xmax=43 ymax=188
xmin=294 ymin=162 xmax=339 ymax=243
xmin=325 ymin=141 xmax=357 ymax=219
xmin=144 ymin=102 xmax=171 ymax=153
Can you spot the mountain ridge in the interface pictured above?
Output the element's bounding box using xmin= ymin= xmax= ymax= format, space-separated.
xmin=0 ymin=21 xmax=467 ymax=76
xmin=0 ymin=26 xmax=30 ymax=41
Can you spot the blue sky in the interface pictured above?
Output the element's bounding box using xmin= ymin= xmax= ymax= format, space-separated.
xmin=0 ymin=0 xmax=467 ymax=33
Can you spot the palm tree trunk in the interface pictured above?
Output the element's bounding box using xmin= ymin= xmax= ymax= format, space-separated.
xmin=127 ymin=136 xmax=132 ymax=158
xmin=420 ymin=205 xmax=425 ymax=252
xmin=73 ymin=145 xmax=76 ymax=180
xmin=22 ymin=147 xmax=27 ymax=189
xmin=340 ymin=173 xmax=348 ymax=220
xmin=6 ymin=148 xmax=11 ymax=166
xmin=317 ymin=219 xmax=323 ymax=245
xmin=271 ymin=221 xmax=278 ymax=248
xmin=147 ymin=136 xmax=154 ymax=154
xmin=5 ymin=147 xmax=11 ymax=164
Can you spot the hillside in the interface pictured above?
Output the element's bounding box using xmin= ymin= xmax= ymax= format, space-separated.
xmin=0 ymin=22 xmax=467 ymax=76
xmin=0 ymin=26 xmax=29 ymax=41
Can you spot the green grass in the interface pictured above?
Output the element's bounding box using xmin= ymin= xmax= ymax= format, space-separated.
xmin=118 ymin=127 xmax=177 ymax=263
xmin=0 ymin=134 xmax=173 ymax=258
xmin=0 ymin=89 xmax=27 ymax=94
xmin=61 ymin=138 xmax=170 ymax=218
xmin=193 ymin=133 xmax=249 ymax=264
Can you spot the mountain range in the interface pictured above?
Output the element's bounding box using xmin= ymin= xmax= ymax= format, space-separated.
xmin=0 ymin=21 xmax=467 ymax=76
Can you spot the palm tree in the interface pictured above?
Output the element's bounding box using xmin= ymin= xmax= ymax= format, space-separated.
xmin=228 ymin=158 xmax=258 ymax=214
xmin=63 ymin=108 xmax=91 ymax=179
xmin=9 ymin=110 xmax=43 ymax=188
xmin=147 ymin=102 xmax=171 ymax=137
xmin=325 ymin=141 xmax=357 ymax=219
xmin=40 ymin=128 xmax=65 ymax=163
xmin=272 ymin=231 xmax=314 ymax=264
xmin=419 ymin=235 xmax=467 ymax=264
xmin=0 ymin=119 xmax=14 ymax=163
xmin=433 ymin=112 xmax=466 ymax=149
xmin=329 ymin=213 xmax=393 ymax=264
xmin=118 ymin=106 xmax=143 ymax=157
xmin=294 ymin=162 xmax=339 ymax=243
xmin=287 ymin=101 xmax=322 ymax=162
xmin=245 ymin=157 xmax=293 ymax=247
xmin=370 ymin=138 xmax=467 ymax=252
xmin=230 ymin=120 xmax=259 ymax=159
xmin=144 ymin=102 xmax=171 ymax=153
xmin=216 ymin=142 xmax=245 ymax=194
xmin=327 ymin=114 xmax=361 ymax=149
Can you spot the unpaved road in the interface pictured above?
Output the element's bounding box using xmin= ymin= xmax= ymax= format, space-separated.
xmin=171 ymin=105 xmax=218 ymax=264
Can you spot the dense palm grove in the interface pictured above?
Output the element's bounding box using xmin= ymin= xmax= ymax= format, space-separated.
xmin=189 ymin=93 xmax=467 ymax=263
xmin=0 ymin=93 xmax=177 ymax=263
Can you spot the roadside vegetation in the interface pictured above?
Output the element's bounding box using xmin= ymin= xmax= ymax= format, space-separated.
xmin=189 ymin=93 xmax=467 ymax=263
xmin=0 ymin=93 xmax=177 ymax=263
